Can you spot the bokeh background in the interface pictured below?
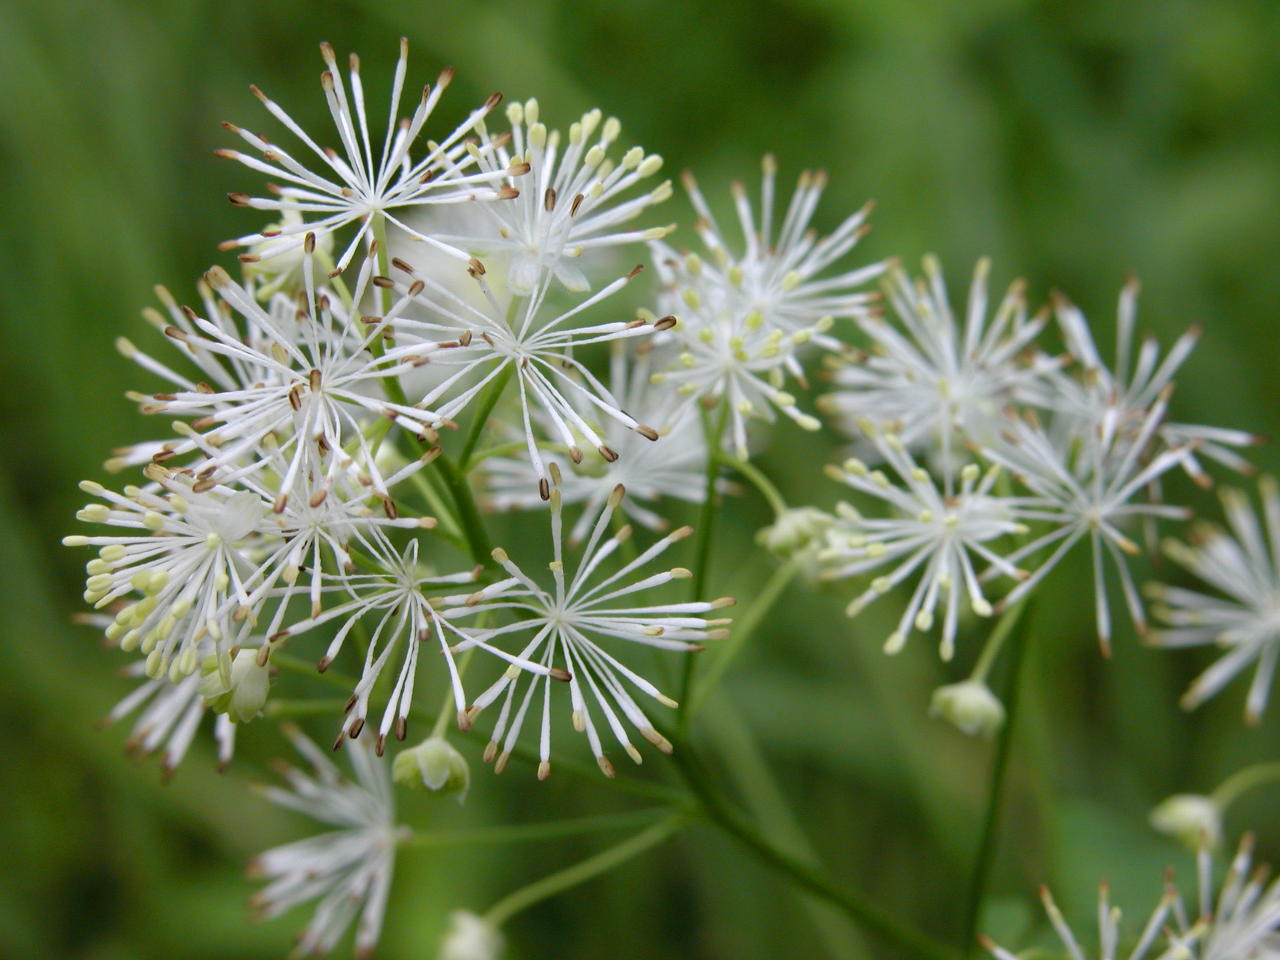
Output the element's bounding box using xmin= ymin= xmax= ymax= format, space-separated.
xmin=2 ymin=1 xmax=1279 ymax=957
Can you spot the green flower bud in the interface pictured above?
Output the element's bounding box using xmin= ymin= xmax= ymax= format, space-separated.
xmin=198 ymin=647 xmax=270 ymax=723
xmin=438 ymin=910 xmax=503 ymax=960
xmin=1150 ymin=793 xmax=1222 ymax=850
xmin=929 ymin=679 xmax=1005 ymax=739
xmin=394 ymin=737 xmax=470 ymax=804
xmin=756 ymin=507 xmax=833 ymax=558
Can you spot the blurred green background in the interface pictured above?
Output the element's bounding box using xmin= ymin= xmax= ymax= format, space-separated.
xmin=3 ymin=0 xmax=1279 ymax=957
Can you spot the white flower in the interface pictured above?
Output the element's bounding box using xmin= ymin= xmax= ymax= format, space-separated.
xmin=1146 ymin=478 xmax=1280 ymax=722
xmin=120 ymin=254 xmax=449 ymax=512
xmin=445 ymin=480 xmax=733 ymax=778
xmin=437 ymin=99 xmax=673 ymax=295
xmin=251 ymin=728 xmax=403 ymax=959
xmin=819 ymin=256 xmax=1062 ymax=470
xmin=219 ymin=39 xmax=520 ymax=273
xmin=66 ymin=469 xmax=271 ymax=682
xmin=929 ymin=679 xmax=1005 ymax=738
xmin=982 ymin=836 xmax=1280 ymax=960
xmin=272 ymin=539 xmax=551 ymax=754
xmin=438 ymin=911 xmax=504 ymax=960
xmin=1151 ymin=794 xmax=1224 ymax=850
xmin=981 ymin=393 xmax=1190 ymax=654
xmin=819 ymin=423 xmax=1031 ymax=660
xmin=384 ymin=258 xmax=666 ymax=496
xmin=481 ymin=342 xmax=713 ymax=539
xmin=1054 ymin=278 xmax=1259 ymax=485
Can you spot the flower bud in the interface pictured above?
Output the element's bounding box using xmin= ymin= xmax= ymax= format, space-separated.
xmin=242 ymin=211 xmax=333 ymax=297
xmin=929 ymin=679 xmax=1005 ymax=738
xmin=1150 ymin=793 xmax=1222 ymax=850
xmin=438 ymin=910 xmax=503 ymax=960
xmin=198 ymin=648 xmax=270 ymax=723
xmin=394 ymin=737 xmax=471 ymax=804
xmin=756 ymin=507 xmax=833 ymax=558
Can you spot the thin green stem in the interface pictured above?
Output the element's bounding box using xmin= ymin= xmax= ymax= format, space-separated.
xmin=266 ymin=698 xmax=350 ymax=718
xmin=1211 ymin=761 xmax=1280 ymax=809
xmin=435 ymin=452 xmax=495 ymax=569
xmin=670 ymin=745 xmax=961 ymax=960
xmin=271 ymin=652 xmax=359 ymax=693
xmin=484 ymin=814 xmax=686 ymax=927
xmin=720 ymin=453 xmax=787 ymax=517
xmin=969 ymin=597 xmax=1029 ymax=684
xmin=688 ymin=557 xmax=799 ymax=719
xmin=961 ymin=600 xmax=1033 ymax=955
xmin=369 ymin=213 xmax=409 ymax=410
xmin=402 ymin=807 xmax=674 ymax=849
xmin=458 ymin=364 xmax=514 ymax=471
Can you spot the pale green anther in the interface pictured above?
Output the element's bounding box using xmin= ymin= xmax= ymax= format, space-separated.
xmin=884 ymin=631 xmax=906 ymax=654
xmin=736 ymin=399 xmax=753 ymax=415
xmin=523 ymin=98 xmax=539 ymax=125
xmin=584 ymin=144 xmax=605 ymax=169
xmin=944 ymin=513 xmax=959 ymax=527
xmin=122 ymin=485 xmax=142 ymax=498
xmin=176 ymin=645 xmax=199 ymax=677
xmin=86 ymin=559 xmax=111 ymax=576
xmin=971 ymin=597 xmax=993 ymax=617
xmin=984 ymin=464 xmax=1003 ymax=484
xmin=649 ymin=180 xmax=673 ymax=201
xmin=603 ymin=116 xmax=622 ymax=144
xmin=915 ymin=610 xmax=934 ymax=631
xmin=649 ymin=372 xmax=667 ymax=385
xmin=581 ymin=108 xmax=602 ymax=138
xmin=99 ymin=544 xmax=125 ymax=562
xmin=734 ymin=347 xmax=749 ymax=362
xmin=697 ymin=328 xmax=713 ymax=344
xmin=768 ymin=369 xmax=785 ymax=388
xmin=885 ymin=433 xmax=904 ymax=451
xmin=782 ymin=270 xmax=802 ymax=291
xmin=120 ymin=629 xmax=140 ymax=652
xmin=115 ymin=336 xmax=137 ymax=358
xmin=207 ymin=618 xmax=223 ymax=641
xmin=78 ymin=504 xmax=110 ymax=524
xmin=638 ymin=154 xmax=663 ymax=177
xmin=114 ymin=604 xmax=136 ymax=627
xmin=683 ymin=289 xmax=701 ymax=310
xmin=844 ymin=458 xmax=868 ymax=476
xmin=796 ymin=415 xmax=820 ymax=431
xmin=622 ymin=145 xmax=644 ymax=169
xmin=684 ymin=253 xmax=702 ymax=275
xmin=142 ymin=511 xmax=165 ymax=531
xmin=104 ymin=622 xmax=124 ymax=642
xmin=1012 ymin=523 xmax=1030 ymax=535
xmin=961 ymin=464 xmax=980 ymax=483
xmin=938 ymin=574 xmax=953 ymax=590
xmin=568 ymin=121 xmax=583 ymax=145
xmin=505 ymin=101 xmax=523 ymax=125
xmin=84 ymin=589 xmax=106 ymax=606
xmin=867 ymin=544 xmax=888 ymax=561
xmin=130 ymin=571 xmax=152 ymax=591
xmin=791 ymin=329 xmax=811 ymax=345
xmin=642 ymin=226 xmax=671 ymax=240
xmin=677 ymin=384 xmax=697 ymax=396
xmin=169 ymin=495 xmax=189 ymax=513
xmin=835 ymin=501 xmax=860 ymax=521
xmin=141 ymin=626 xmax=162 ymax=655
xmin=856 ymin=416 xmax=876 ymax=437
xmin=205 ymin=532 xmax=221 ymax=548
xmin=938 ymin=378 xmax=951 ymax=398
xmin=62 ymin=535 xmax=89 ymax=547
xmin=167 ymin=657 xmax=185 ymax=683
xmin=213 ymin=572 xmax=229 ymax=593
xmin=78 ymin=480 xmax=106 ymax=496
xmin=871 ymin=470 xmax=890 ymax=489
xmin=393 ymin=737 xmax=471 ymax=804
xmin=917 ymin=509 xmax=935 ymax=523
xmin=171 ymin=598 xmax=191 ymax=619
xmin=871 ymin=575 xmax=892 ymax=593
xmin=741 ymin=308 xmax=762 ymax=328
xmin=529 ymin=122 xmax=547 ymax=149
xmin=911 ymin=467 xmax=929 ymax=482
xmin=86 ymin=573 xmax=113 ymax=592
xmin=730 ymin=336 xmax=745 ymax=350
xmin=766 ymin=329 xmax=783 ymax=343
xmin=144 ymin=649 xmax=165 ymax=678
xmin=679 ymin=352 xmax=696 ymax=368
xmin=148 ymin=570 xmax=169 ymax=594
xmin=816 ymin=315 xmax=834 ymax=332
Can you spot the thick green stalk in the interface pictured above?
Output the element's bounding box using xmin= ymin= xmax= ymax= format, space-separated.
xmin=435 ymin=452 xmax=495 ymax=570
xmin=484 ymin=814 xmax=686 ymax=927
xmin=961 ymin=601 xmax=1033 ymax=954
xmin=458 ymin=364 xmax=514 ymax=471
xmin=670 ymin=745 xmax=961 ymax=960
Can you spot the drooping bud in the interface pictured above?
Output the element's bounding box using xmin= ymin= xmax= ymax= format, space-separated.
xmin=198 ymin=647 xmax=270 ymax=723
xmin=1150 ymin=793 xmax=1222 ymax=850
xmin=756 ymin=507 xmax=834 ymax=559
xmin=929 ymin=679 xmax=1005 ymax=738
xmin=394 ymin=736 xmax=471 ymax=804
xmin=437 ymin=910 xmax=503 ymax=960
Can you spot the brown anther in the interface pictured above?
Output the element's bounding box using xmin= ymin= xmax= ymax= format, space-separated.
xmin=227 ymin=193 xmax=251 ymax=207
xmin=539 ymin=477 xmax=550 ymax=501
xmin=484 ymin=90 xmax=502 ymax=109
xmin=636 ymin=424 xmax=659 ymax=441
xmin=569 ymin=446 xmax=584 ymax=464
xmin=653 ymin=315 xmax=678 ymax=331
xmin=391 ymin=257 xmax=414 ymax=274
xmin=544 ymin=187 xmax=557 ymax=212
xmin=570 ymin=193 xmax=585 ymax=216
xmin=598 ymin=445 xmax=619 ymax=463
xmin=626 ymin=264 xmax=644 ymax=280
xmin=308 ymin=369 xmax=321 ymax=392
xmin=497 ymin=185 xmax=521 ymax=199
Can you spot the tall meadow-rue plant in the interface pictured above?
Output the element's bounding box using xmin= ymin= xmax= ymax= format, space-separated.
xmin=63 ymin=40 xmax=1280 ymax=959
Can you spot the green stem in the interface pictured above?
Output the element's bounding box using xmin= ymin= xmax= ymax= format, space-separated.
xmin=969 ymin=597 xmax=1028 ymax=684
xmin=670 ymin=745 xmax=961 ymax=960
xmin=458 ymin=363 xmax=514 ymax=471
xmin=369 ymin=213 xmax=409 ymax=410
xmin=688 ymin=557 xmax=799 ymax=719
xmin=1211 ymin=761 xmax=1280 ymax=809
xmin=961 ymin=601 xmax=1033 ymax=955
xmin=435 ymin=452 xmax=495 ymax=569
xmin=403 ymin=807 xmax=674 ymax=849
xmin=485 ymin=814 xmax=686 ymax=927
xmin=720 ymin=453 xmax=787 ymax=517
xmin=265 ymin=698 xmax=350 ymax=718
xmin=271 ymin=652 xmax=359 ymax=693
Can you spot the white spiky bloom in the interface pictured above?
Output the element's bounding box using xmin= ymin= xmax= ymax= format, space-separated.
xmin=383 ymin=258 xmax=666 ymax=497
xmin=818 ymin=422 xmax=1031 ymax=660
xmin=444 ymin=479 xmax=733 ymax=778
xmin=251 ymin=728 xmax=404 ymax=960
xmin=65 ymin=469 xmax=272 ymax=683
xmin=1146 ymin=478 xmax=1280 ymax=722
xmin=646 ymin=159 xmax=881 ymax=459
xmin=219 ymin=38 xmax=520 ymax=274
xmin=434 ymin=98 xmax=673 ymax=295
xmin=271 ymin=539 xmax=556 ymax=754
xmin=981 ymin=394 xmax=1190 ymax=654
xmin=1054 ymin=278 xmax=1258 ymax=485
xmin=119 ymin=251 xmax=450 ymax=512
xmin=481 ymin=342 xmax=713 ymax=540
xmin=819 ymin=257 xmax=1062 ymax=470
xmin=981 ymin=836 xmax=1280 ymax=960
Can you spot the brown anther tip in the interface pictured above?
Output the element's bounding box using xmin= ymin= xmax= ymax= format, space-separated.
xmin=468 ymin=257 xmax=486 ymax=276
xmin=498 ymin=185 xmax=521 ymax=200
xmin=330 ymin=730 xmax=346 ymax=751
xmin=626 ymin=264 xmax=644 ymax=280
xmin=237 ymin=254 xmax=261 ymax=263
xmin=390 ymin=257 xmax=414 ymax=274
xmin=304 ymin=232 xmax=316 ymax=254
xmin=549 ymin=667 xmax=572 ymax=682
xmin=374 ymin=735 xmax=386 ymax=757
xmin=636 ymin=424 xmax=659 ymax=441
xmin=653 ymin=315 xmax=677 ymax=331
xmin=316 ymin=655 xmax=331 ymax=673
xmin=538 ymin=477 xmax=550 ymax=501
xmin=227 ymin=193 xmax=251 ymax=207
xmin=598 ymin=445 xmax=619 ymax=463
xmin=395 ymin=716 xmax=408 ymax=741
xmin=484 ymin=90 xmax=502 ymax=109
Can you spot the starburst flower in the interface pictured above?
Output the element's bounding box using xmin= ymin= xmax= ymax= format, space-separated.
xmin=981 ymin=835 xmax=1280 ymax=960
xmin=1054 ymin=278 xmax=1259 ymax=485
xmin=981 ymin=394 xmax=1190 ymax=653
xmin=65 ymin=468 xmax=272 ymax=682
xmin=818 ymin=422 xmax=1031 ymax=660
xmin=444 ymin=479 xmax=732 ymax=778
xmin=382 ymin=257 xmax=667 ymax=497
xmin=271 ymin=539 xmax=556 ymax=754
xmin=120 ymin=249 xmax=450 ymax=512
xmin=219 ymin=39 xmax=522 ymax=274
xmin=481 ymin=342 xmax=713 ymax=539
xmin=250 ymin=728 xmax=404 ymax=959
xmin=433 ymin=99 xmax=673 ymax=295
xmin=1146 ymin=478 xmax=1280 ymax=722
xmin=819 ymin=256 xmax=1062 ymax=470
